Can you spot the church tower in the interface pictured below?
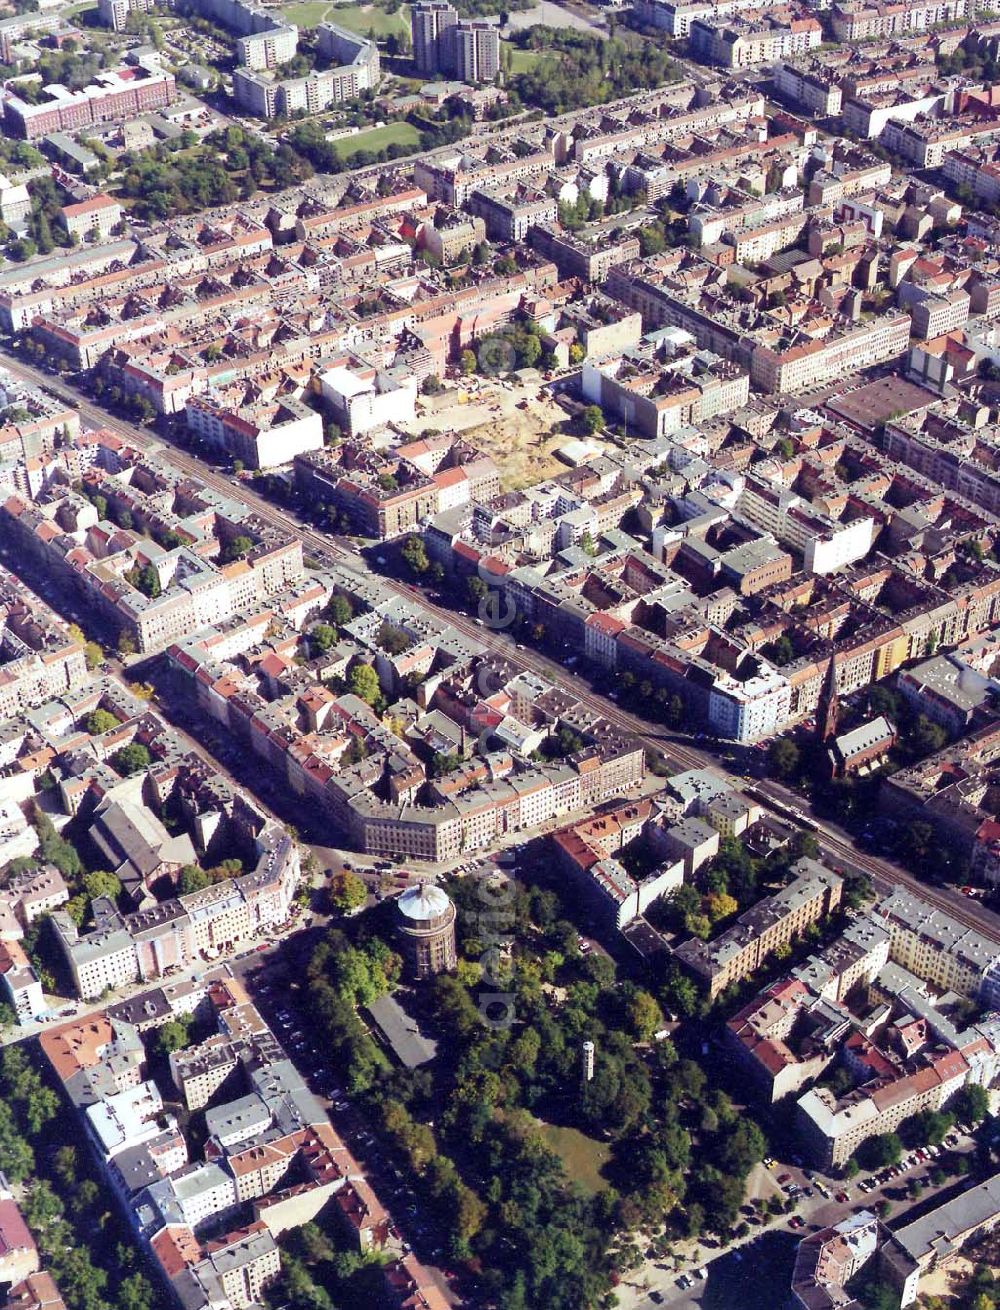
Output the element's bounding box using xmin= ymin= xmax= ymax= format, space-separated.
xmin=816 ymin=653 xmax=839 ymax=743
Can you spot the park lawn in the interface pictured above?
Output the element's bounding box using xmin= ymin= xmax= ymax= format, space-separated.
xmin=506 ymin=45 xmax=546 ymax=73
xmin=531 ymin=1117 xmax=611 ymax=1195
xmin=335 ymin=120 xmax=420 ymax=159
xmin=323 ymin=2 xmax=411 ymax=36
xmin=282 ymin=1 xmax=332 ymax=24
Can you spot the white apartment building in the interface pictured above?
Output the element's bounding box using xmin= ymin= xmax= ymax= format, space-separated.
xmin=59 ymin=921 xmax=139 ymax=1000
xmin=708 ymin=664 xmax=791 ymax=741
xmin=773 ymin=62 xmax=842 ymax=117
xmin=318 ymin=361 xmax=417 ymax=437
xmin=750 ymin=314 xmax=911 ymax=394
xmin=736 ymin=478 xmax=875 ymax=574
xmin=632 ymin=0 xmax=786 ymax=36
xmin=874 ymin=889 xmax=1000 ymax=1000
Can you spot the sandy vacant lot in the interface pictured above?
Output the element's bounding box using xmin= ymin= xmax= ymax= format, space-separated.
xmin=919 ymin=1253 xmax=972 ymax=1304
xmin=404 ymin=379 xmax=572 ymax=491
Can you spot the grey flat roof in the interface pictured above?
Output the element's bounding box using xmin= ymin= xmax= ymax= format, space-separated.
xmin=891 ymin=1171 xmax=1000 ymax=1263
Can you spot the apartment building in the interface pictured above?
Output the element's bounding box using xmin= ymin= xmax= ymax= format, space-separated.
xmin=632 ymin=0 xmax=789 ymax=36
xmin=0 ymin=568 xmax=88 ymax=718
xmin=773 ymin=62 xmax=843 ymax=117
xmin=882 ymin=1174 xmax=1000 ymax=1308
xmin=883 ymin=412 xmax=1000 ymax=516
xmin=529 ymin=226 xmax=642 ymax=283
xmin=190 ymin=1224 xmax=281 ymax=1310
xmin=874 ymin=888 xmax=1000 ymax=1001
xmin=582 ymin=343 xmax=750 ymax=439
xmin=552 ymin=799 xmax=684 ymax=930
xmin=736 ymin=476 xmax=876 ymax=575
xmin=52 ymin=823 xmax=299 ymax=999
xmin=60 ymin=195 xmax=123 ymax=242
xmin=411 ymin=1 xmax=458 ymax=74
xmin=452 ymin=21 xmax=500 ymax=81
xmin=830 ymin=0 xmax=968 ymax=40
xmin=689 ymin=13 xmax=821 ymax=68
xmin=797 ymin=1046 xmax=973 ymax=1167
xmin=675 ymin=859 xmax=844 ymax=999
xmin=943 ymin=144 xmax=1000 ymax=207
xmin=4 ymin=65 xmax=176 ymax=140
xmin=792 ymin=1212 xmax=881 ymax=1310
xmin=467 ymin=187 xmax=558 ymax=242
xmin=97 ymin=0 xmax=158 ymax=31
xmin=232 ymin=22 xmax=378 ymax=116
xmin=750 ymin=313 xmax=911 ymax=394
xmin=411 ymin=2 xmax=499 ymax=80
xmin=185 ymin=394 xmax=323 ymax=471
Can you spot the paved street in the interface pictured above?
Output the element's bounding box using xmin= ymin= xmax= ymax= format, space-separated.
xmin=1 ymin=345 xmax=997 ymax=956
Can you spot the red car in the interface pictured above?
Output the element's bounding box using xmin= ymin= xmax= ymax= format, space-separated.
xmin=789 ymin=1216 xmax=804 ymax=1229
xmin=836 ymin=1192 xmax=849 ymax=1203
xmin=777 ymin=1173 xmax=792 ymax=1184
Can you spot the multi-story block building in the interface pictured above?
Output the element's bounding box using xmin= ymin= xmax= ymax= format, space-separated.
xmin=749 ymin=313 xmax=912 ymax=394
xmin=411 ymin=0 xmax=458 ymax=74
xmin=3 ymin=64 xmax=176 ymax=140
xmin=451 ymin=20 xmax=500 ymax=81
xmin=873 ymin=888 xmax=1000 ymax=1002
xmin=185 ymin=394 xmax=323 ymax=471
xmin=689 ymin=13 xmax=821 ymax=68
xmin=676 ymin=859 xmax=844 ymax=999
xmin=736 ymin=476 xmax=876 ymax=575
xmin=411 ymin=1 xmax=498 ymax=79
xmin=830 ymin=0 xmax=968 ymax=41
xmin=773 ymin=61 xmax=843 ymax=117
xmin=467 ymin=187 xmax=558 ymax=242
xmin=232 ymin=26 xmax=379 ymax=117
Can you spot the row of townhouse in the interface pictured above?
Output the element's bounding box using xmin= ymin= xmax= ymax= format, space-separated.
xmin=674 ymin=858 xmax=844 ymax=999
xmin=0 ymin=437 xmax=305 ymax=652
xmin=293 ymin=432 xmax=500 ymax=539
xmin=51 ymin=825 xmax=300 ymax=999
xmin=39 ymin=973 xmax=447 ymax=1310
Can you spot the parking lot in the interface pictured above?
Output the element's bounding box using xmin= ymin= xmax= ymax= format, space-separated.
xmin=231 ymin=947 xmax=459 ymax=1301
xmin=617 ymin=1132 xmax=980 ymax=1310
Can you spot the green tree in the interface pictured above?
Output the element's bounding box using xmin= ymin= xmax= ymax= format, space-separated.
xmin=328 ymin=594 xmax=353 ymax=627
xmin=329 ymin=870 xmax=366 ymax=914
xmin=952 ymin=1082 xmax=989 ymax=1125
xmin=766 ymin=737 xmax=800 ymax=780
xmin=625 ymin=988 xmax=664 ymax=1041
xmin=864 ymin=1133 xmax=902 ymax=1169
xmin=310 ymin=623 xmax=337 ymax=653
xmin=348 ymin=663 xmax=381 ymax=707
xmin=85 ymin=709 xmax=117 ymax=735
xmin=581 ymin=404 xmax=604 ymax=435
xmin=117 ymin=1274 xmax=155 ymax=1310
xmin=156 ymin=1019 xmax=191 ymax=1055
xmin=221 ymin=534 xmax=253 ymax=563
xmin=401 ymin=535 xmax=430 ymax=575
xmin=83 ymin=870 xmax=121 ymax=902
xmin=53 ymin=1145 xmax=77 ymax=1189
xmin=111 ymin=742 xmax=151 ymax=776
xmin=179 ymin=864 xmax=210 ymax=895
